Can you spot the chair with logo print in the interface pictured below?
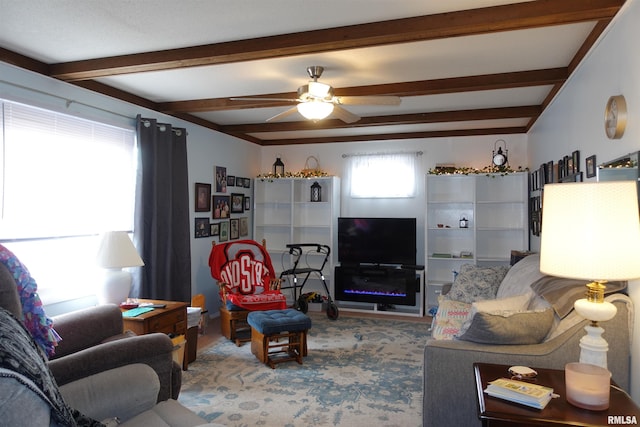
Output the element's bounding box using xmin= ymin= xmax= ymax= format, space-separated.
xmin=209 ymin=239 xmax=287 ymax=346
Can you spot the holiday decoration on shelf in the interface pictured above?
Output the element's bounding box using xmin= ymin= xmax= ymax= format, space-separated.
xmin=258 ymin=156 xmax=330 ymax=180
xmin=427 ymin=165 xmax=527 ymax=176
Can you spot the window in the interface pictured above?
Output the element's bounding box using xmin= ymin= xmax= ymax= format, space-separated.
xmin=345 ymin=152 xmax=418 ymax=198
xmin=0 ymin=100 xmax=137 ymax=304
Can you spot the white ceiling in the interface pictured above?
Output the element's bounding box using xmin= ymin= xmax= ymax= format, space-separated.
xmin=0 ymin=0 xmax=626 ymax=145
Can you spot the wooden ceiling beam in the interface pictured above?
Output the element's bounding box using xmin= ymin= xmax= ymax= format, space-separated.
xmin=257 ymin=127 xmax=528 ymax=146
xmin=48 ymin=0 xmax=622 ymax=81
xmin=160 ymin=69 xmax=565 ymax=113
xmin=220 ymin=106 xmax=541 ymax=133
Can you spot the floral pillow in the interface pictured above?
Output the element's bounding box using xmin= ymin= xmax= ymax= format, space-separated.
xmin=444 ymin=264 xmax=509 ymax=303
xmin=430 ymin=295 xmax=472 ymax=340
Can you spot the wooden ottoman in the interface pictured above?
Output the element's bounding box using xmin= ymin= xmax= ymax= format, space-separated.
xmin=247 ymin=309 xmax=312 ymax=368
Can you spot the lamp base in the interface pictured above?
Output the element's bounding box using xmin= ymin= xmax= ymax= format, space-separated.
xmin=97 ymin=269 xmax=132 ymax=305
xmin=578 ymin=324 xmax=609 ymax=369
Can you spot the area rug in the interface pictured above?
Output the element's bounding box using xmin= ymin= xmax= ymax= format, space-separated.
xmin=178 ymin=313 xmax=429 ymax=426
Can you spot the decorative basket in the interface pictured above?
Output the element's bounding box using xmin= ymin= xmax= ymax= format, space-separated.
xmin=302 ymin=156 xmax=320 ymax=174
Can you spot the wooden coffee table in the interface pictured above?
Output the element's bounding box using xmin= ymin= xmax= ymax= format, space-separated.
xmin=474 ymin=362 xmax=640 ymax=427
xmin=120 ymin=299 xmax=189 ymax=370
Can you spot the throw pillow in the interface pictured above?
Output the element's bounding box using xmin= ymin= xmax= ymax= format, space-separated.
xmin=458 ymin=293 xmax=532 ymax=336
xmin=431 ymin=296 xmax=472 ymax=340
xmin=445 ymin=264 xmax=510 ymax=303
xmin=457 ymin=308 xmax=554 ymax=345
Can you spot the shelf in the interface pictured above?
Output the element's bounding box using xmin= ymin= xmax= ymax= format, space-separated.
xmin=425 ymin=173 xmax=529 ymax=305
xmin=254 ymin=177 xmax=340 ymax=299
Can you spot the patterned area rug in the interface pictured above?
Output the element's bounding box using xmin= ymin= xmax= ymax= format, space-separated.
xmin=178 ymin=312 xmax=429 ymax=427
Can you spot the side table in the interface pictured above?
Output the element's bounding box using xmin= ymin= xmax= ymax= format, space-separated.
xmin=474 ymin=362 xmax=640 ymax=427
xmin=121 ymin=299 xmax=189 ymax=370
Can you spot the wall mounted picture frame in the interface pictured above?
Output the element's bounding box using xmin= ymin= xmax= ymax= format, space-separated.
xmin=586 ymin=155 xmax=597 ymax=178
xmin=194 ymin=183 xmax=211 ymax=212
xmin=244 ymin=196 xmax=251 ymax=211
xmin=231 ymin=193 xmax=244 ymax=213
xmin=210 ymin=222 xmax=220 ymax=236
xmin=227 ymin=175 xmax=235 ymax=187
xmin=194 ymin=217 xmax=210 ymax=238
xmin=219 ymin=221 xmax=229 ymax=242
xmin=212 ymin=195 xmax=230 ymax=219
xmin=239 ymin=217 xmax=248 ymax=237
xmin=572 ymin=150 xmax=580 ymax=173
xmin=215 ymin=166 xmax=227 ymax=193
xmin=230 ymin=218 xmax=239 ymax=240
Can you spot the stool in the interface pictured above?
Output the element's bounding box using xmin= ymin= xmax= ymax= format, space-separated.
xmin=247 ymin=309 xmax=312 ymax=368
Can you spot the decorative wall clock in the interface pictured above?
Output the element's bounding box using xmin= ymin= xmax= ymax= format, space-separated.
xmin=604 ymin=95 xmax=627 ymax=139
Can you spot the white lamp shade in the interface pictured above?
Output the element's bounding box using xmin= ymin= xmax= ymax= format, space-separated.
xmin=540 ymin=181 xmax=640 ymax=281
xmin=297 ymin=101 xmax=334 ymax=120
xmin=96 ymin=231 xmax=144 ymax=269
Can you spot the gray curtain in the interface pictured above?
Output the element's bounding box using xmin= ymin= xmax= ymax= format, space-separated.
xmin=132 ymin=115 xmax=191 ymax=302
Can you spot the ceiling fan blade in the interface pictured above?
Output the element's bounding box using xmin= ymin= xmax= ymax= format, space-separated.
xmin=335 ymin=96 xmax=401 ymax=106
xmin=266 ymin=106 xmax=300 ymax=122
xmin=332 ymin=105 xmax=361 ymax=124
xmin=231 ymin=97 xmax=299 ymax=103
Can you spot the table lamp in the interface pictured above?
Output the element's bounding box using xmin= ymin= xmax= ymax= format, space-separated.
xmin=540 ymin=181 xmax=640 ymax=368
xmin=95 ymin=231 xmax=144 ymax=305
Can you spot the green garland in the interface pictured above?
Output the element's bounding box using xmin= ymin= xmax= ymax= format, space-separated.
xmin=428 ymin=165 xmax=528 ymax=176
xmin=257 ymin=170 xmax=331 ymax=179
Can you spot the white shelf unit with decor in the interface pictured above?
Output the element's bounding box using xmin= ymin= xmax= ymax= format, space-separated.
xmin=425 ymin=172 xmax=529 ymax=310
xmin=253 ymin=176 xmax=340 ymax=306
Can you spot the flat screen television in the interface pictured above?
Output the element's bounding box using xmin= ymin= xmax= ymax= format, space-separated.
xmin=337 ymin=217 xmax=416 ymax=266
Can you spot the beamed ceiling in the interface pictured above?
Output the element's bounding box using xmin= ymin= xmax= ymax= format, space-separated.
xmin=0 ymin=0 xmax=626 ymax=145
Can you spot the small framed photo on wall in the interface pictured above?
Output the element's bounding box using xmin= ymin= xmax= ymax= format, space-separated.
xmin=215 ymin=166 xmax=227 ymax=193
xmin=586 ymin=155 xmax=596 ymax=178
xmin=194 ymin=183 xmax=211 ymax=212
xmin=231 ymin=193 xmax=244 ymax=213
xmin=230 ymin=218 xmax=239 ymax=240
xmin=194 ymin=217 xmax=210 ymax=238
xmin=213 ymin=195 xmax=230 ymax=218
xmin=219 ymin=221 xmax=229 ymax=242
xmin=239 ymin=217 xmax=248 ymax=237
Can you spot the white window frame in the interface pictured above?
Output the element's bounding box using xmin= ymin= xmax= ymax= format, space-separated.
xmin=0 ymin=99 xmax=137 ymax=304
xmin=345 ymin=152 xmax=418 ymax=198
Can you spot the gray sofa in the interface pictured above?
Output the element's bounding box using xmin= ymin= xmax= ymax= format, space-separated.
xmin=422 ymin=254 xmax=634 ymax=427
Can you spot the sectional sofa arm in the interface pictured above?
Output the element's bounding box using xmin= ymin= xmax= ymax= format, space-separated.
xmin=48 ymin=332 xmax=180 ymax=402
xmin=422 ymin=299 xmax=631 ymax=427
xmin=51 ymin=304 xmax=125 ymax=358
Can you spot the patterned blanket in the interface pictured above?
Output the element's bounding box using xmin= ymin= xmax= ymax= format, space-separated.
xmin=0 ymin=307 xmax=103 ymax=426
xmin=0 ymin=244 xmax=61 ymax=357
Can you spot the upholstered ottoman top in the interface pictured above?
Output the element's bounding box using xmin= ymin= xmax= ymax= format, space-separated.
xmin=247 ymin=309 xmax=312 ymax=335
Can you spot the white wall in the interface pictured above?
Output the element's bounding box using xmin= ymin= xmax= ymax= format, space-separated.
xmin=528 ymin=0 xmax=640 ymax=403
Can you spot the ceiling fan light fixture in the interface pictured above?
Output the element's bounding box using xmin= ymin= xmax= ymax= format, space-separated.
xmin=308 ymin=81 xmax=332 ymax=98
xmin=297 ymin=101 xmax=334 ymax=120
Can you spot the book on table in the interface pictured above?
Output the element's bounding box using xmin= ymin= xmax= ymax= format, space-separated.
xmin=484 ymin=378 xmax=555 ymax=410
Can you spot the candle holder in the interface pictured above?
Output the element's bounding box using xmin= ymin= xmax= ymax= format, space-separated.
xmin=565 ymin=362 xmax=611 ymax=410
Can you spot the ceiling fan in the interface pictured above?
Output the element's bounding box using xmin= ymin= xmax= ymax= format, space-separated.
xmin=233 ymin=66 xmax=401 ymax=123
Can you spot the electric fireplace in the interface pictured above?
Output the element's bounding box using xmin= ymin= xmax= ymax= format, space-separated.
xmin=335 ymin=217 xmax=418 ymax=306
